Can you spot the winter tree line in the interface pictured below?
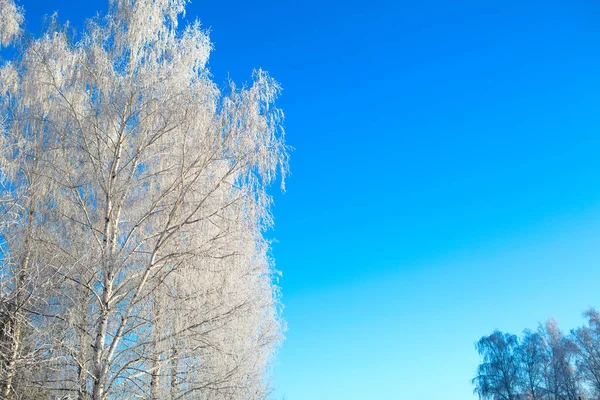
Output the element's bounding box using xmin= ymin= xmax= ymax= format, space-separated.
xmin=0 ymin=0 xmax=289 ymax=399
xmin=473 ymin=309 xmax=600 ymax=400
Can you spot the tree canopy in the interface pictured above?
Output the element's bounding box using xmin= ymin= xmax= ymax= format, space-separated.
xmin=0 ymin=0 xmax=289 ymax=398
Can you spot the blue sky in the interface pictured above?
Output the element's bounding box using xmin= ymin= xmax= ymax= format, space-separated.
xmin=16 ymin=0 xmax=600 ymax=398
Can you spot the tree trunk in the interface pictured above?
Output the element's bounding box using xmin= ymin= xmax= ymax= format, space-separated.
xmin=77 ymin=288 xmax=90 ymax=400
xmin=1 ymin=207 xmax=34 ymax=399
xmin=2 ymin=319 xmax=21 ymax=400
xmin=91 ymin=281 xmax=112 ymax=400
xmin=170 ymin=345 xmax=178 ymax=399
xmin=150 ymin=360 xmax=161 ymax=399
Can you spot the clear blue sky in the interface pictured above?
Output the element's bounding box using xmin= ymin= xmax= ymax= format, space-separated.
xmin=17 ymin=0 xmax=600 ymax=398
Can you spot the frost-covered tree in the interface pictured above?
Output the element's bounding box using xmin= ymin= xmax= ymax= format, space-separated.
xmin=0 ymin=0 xmax=23 ymax=47
xmin=0 ymin=0 xmax=288 ymax=398
xmin=0 ymin=43 xmax=67 ymax=398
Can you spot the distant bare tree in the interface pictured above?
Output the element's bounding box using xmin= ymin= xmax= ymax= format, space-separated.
xmin=572 ymin=309 xmax=600 ymax=398
xmin=472 ymin=313 xmax=600 ymax=400
xmin=473 ymin=330 xmax=521 ymax=400
xmin=540 ymin=319 xmax=582 ymax=400
xmin=518 ymin=329 xmax=547 ymax=400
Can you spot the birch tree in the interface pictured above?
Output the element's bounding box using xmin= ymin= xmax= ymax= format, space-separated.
xmin=572 ymin=309 xmax=600 ymax=398
xmin=540 ymin=319 xmax=582 ymax=400
xmin=518 ymin=330 xmax=547 ymax=400
xmin=0 ymin=43 xmax=68 ymax=399
xmin=473 ymin=330 xmax=522 ymax=400
xmin=0 ymin=0 xmax=288 ymax=398
xmin=0 ymin=0 xmax=23 ymax=48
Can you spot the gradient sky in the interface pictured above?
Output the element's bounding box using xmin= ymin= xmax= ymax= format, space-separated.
xmin=16 ymin=0 xmax=600 ymax=398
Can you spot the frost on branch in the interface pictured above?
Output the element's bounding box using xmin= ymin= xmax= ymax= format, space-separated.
xmin=0 ymin=0 xmax=23 ymax=47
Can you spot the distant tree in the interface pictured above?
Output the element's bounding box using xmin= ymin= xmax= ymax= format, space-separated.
xmin=472 ymin=314 xmax=600 ymax=400
xmin=572 ymin=309 xmax=600 ymax=398
xmin=518 ymin=329 xmax=547 ymax=400
xmin=540 ymin=319 xmax=582 ymax=400
xmin=473 ymin=330 xmax=522 ymax=400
